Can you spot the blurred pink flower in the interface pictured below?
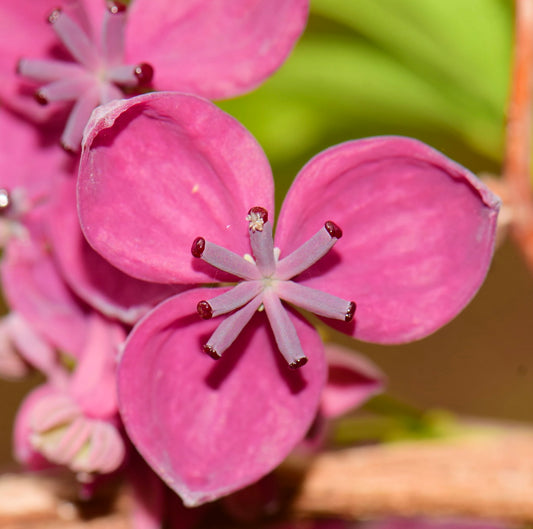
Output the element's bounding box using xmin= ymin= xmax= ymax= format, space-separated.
xmin=0 ymin=0 xmax=308 ymax=150
xmin=14 ymin=313 xmax=126 ymax=479
xmin=76 ymin=92 xmax=499 ymax=506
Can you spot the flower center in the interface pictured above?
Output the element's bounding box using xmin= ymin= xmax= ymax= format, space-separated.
xmin=17 ymin=2 xmax=154 ymax=152
xmin=191 ymin=207 xmax=356 ymax=368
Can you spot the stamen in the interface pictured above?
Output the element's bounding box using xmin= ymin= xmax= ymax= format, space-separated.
xmin=108 ymin=1 xmax=127 ymax=14
xmin=48 ymin=9 xmax=99 ymax=69
xmin=134 ymin=63 xmax=154 ymax=85
xmin=107 ymin=63 xmax=154 ymax=87
xmin=276 ymin=280 xmax=356 ymax=323
xmin=17 ymin=59 xmax=86 ymax=83
xmin=192 ymin=238 xmax=260 ymax=280
xmin=60 ymin=86 xmax=101 ymax=152
xmin=248 ymin=207 xmax=276 ymax=276
xmin=191 ymin=237 xmax=205 ymax=257
xmin=197 ymin=281 xmax=263 ymax=319
xmin=262 ymin=289 xmax=307 ymax=368
xmin=34 ymin=76 xmax=93 ymax=104
xmin=47 ymin=8 xmax=61 ymax=24
xmin=345 ymin=301 xmax=357 ymax=322
xmin=197 ymin=301 xmax=212 ymax=319
xmin=324 ymin=220 xmax=342 ymax=239
xmin=203 ymin=295 xmax=264 ymax=359
xmin=101 ymin=2 xmax=127 ymax=67
xmin=275 ymin=222 xmax=342 ymax=280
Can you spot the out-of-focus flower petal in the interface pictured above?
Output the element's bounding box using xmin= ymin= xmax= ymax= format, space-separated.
xmin=1 ymin=234 xmax=89 ymax=359
xmin=321 ymin=344 xmax=385 ymax=419
xmin=118 ymin=287 xmax=326 ymax=506
xmin=49 ymin=176 xmax=181 ymax=324
xmin=126 ymin=0 xmax=308 ymax=99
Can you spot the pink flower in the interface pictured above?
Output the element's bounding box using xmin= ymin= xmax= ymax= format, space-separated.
xmin=0 ymin=0 xmax=308 ymax=150
xmin=14 ymin=313 xmax=126 ymax=480
xmin=77 ymin=92 xmax=499 ymax=505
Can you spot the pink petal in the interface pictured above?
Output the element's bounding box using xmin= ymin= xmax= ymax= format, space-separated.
xmin=275 ymin=137 xmax=500 ymax=344
xmin=13 ymin=384 xmax=58 ymax=471
xmin=126 ymin=0 xmax=308 ymax=99
xmin=69 ymin=313 xmax=124 ymax=419
xmin=78 ymin=92 xmax=274 ymax=284
xmin=1 ymin=312 xmax=58 ymax=378
xmin=49 ymin=176 xmax=181 ymax=324
xmin=118 ymin=287 xmax=326 ymax=506
xmin=1 ymin=231 xmax=89 ymax=360
xmin=0 ymin=107 xmax=69 ymax=197
xmin=321 ymin=344 xmax=385 ymax=419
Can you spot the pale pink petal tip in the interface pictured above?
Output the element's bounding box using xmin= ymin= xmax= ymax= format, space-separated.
xmin=321 ymin=344 xmax=385 ymax=419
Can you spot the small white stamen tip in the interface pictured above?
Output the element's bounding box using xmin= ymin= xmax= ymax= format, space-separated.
xmin=246 ymin=211 xmax=265 ymax=232
xmin=0 ymin=189 xmax=9 ymax=209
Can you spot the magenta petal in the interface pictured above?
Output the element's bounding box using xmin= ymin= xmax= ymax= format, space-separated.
xmin=126 ymin=0 xmax=308 ymax=99
xmin=50 ymin=177 xmax=180 ymax=324
xmin=118 ymin=288 xmax=326 ymax=506
xmin=13 ymin=384 xmax=58 ymax=471
xmin=276 ymin=137 xmax=500 ymax=344
xmin=78 ymin=92 xmax=274 ymax=284
xmin=321 ymin=344 xmax=385 ymax=419
xmin=1 ymin=236 xmax=89 ymax=359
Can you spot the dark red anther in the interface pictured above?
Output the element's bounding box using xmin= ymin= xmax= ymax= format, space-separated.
xmin=191 ymin=237 xmax=205 ymax=258
xmin=47 ymin=8 xmax=62 ymax=24
xmin=288 ymin=357 xmax=308 ymax=369
xmin=345 ymin=301 xmax=356 ymax=322
xmin=248 ymin=206 xmax=268 ymax=224
xmin=325 ymin=220 xmax=342 ymax=239
xmin=34 ymin=90 xmax=48 ymax=106
xmin=197 ymin=301 xmax=213 ymax=320
xmin=108 ymin=1 xmax=127 ymax=14
xmin=134 ymin=63 xmax=154 ymax=86
xmin=203 ymin=344 xmax=220 ymax=360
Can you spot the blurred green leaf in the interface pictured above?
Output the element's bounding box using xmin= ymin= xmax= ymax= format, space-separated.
xmin=219 ymin=0 xmax=511 ymax=190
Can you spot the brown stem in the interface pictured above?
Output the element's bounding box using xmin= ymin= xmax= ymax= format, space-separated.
xmin=287 ymin=424 xmax=533 ymax=522
xmin=504 ymin=0 xmax=533 ymax=269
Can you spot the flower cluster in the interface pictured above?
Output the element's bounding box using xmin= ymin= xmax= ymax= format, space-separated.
xmin=0 ymin=0 xmax=499 ymax=526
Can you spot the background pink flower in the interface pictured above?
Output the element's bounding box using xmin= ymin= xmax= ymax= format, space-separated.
xmin=0 ymin=0 xmax=309 ymax=150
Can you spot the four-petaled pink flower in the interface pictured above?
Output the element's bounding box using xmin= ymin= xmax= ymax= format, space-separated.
xmin=0 ymin=0 xmax=308 ymax=151
xmin=77 ymin=92 xmax=499 ymax=505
